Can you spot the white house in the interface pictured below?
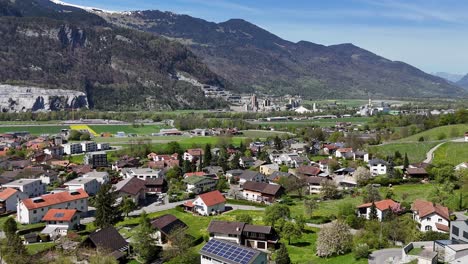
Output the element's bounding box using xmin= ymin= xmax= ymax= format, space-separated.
xmin=465 ymin=132 xmax=468 ymax=142
xmin=368 ymin=159 xmax=388 ymax=176
xmin=0 ymin=188 xmax=28 ymax=212
xmin=121 ymin=168 xmax=164 ymax=180
xmin=64 ymin=177 xmax=100 ymax=196
xmin=41 ymin=208 xmax=80 ymax=239
xmin=17 ymin=189 xmax=89 ymax=224
xmin=274 ymin=153 xmax=299 ymax=167
xmin=183 ymin=148 xmax=204 ymax=162
xmin=63 ymin=143 xmax=82 ymax=155
xmin=44 ymin=146 xmax=64 ymax=157
xmin=357 ymin=199 xmax=399 ymax=222
xmin=411 ymin=200 xmax=450 ymax=232
xmin=97 ymin=143 xmax=110 ymax=151
xmin=318 ymin=159 xmax=331 ymax=174
xmin=82 ymin=170 xmax=109 ymax=184
xmin=295 ymin=106 xmax=311 ymax=114
xmin=3 ymin=178 xmax=46 ymax=198
xmin=239 ymin=157 xmax=255 ymax=168
xmin=184 ymin=190 xmax=226 ymax=216
xmin=183 ymin=176 xmax=217 ymax=194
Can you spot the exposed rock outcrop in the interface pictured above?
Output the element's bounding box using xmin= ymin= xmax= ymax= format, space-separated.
xmin=0 ymin=84 xmax=88 ymax=112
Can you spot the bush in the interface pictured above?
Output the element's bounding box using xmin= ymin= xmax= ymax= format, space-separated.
xmin=354 ymin=243 xmax=370 ymax=259
xmin=418 ymin=136 xmax=425 ymax=142
xmin=39 ymin=234 xmax=50 ymax=242
xmin=437 ymin=132 xmax=446 ymax=140
xmin=309 ymin=215 xmax=333 ymax=224
xmin=175 ymin=205 xmax=184 ymax=212
xmin=345 ymin=215 xmax=365 ymax=229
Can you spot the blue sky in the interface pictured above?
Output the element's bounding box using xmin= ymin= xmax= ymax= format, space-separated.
xmin=63 ymin=0 xmax=468 ymax=74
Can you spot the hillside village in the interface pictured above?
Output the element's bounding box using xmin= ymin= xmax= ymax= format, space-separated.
xmin=0 ymin=110 xmax=466 ymax=264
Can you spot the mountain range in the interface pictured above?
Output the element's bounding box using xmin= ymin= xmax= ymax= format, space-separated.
xmin=431 ymin=72 xmax=465 ymax=83
xmin=0 ymin=0 xmax=466 ymax=111
xmin=456 ymin=74 xmax=468 ymax=89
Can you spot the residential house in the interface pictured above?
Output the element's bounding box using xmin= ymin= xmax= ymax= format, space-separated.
xmin=183 ymin=148 xmax=204 ymax=162
xmin=242 ymin=181 xmax=284 ymax=204
xmin=405 ymin=168 xmax=429 ymax=179
xmin=184 ymin=190 xmax=226 ymax=216
xmin=44 ymin=146 xmax=64 ymax=157
xmin=190 ymin=128 xmax=212 ymax=136
xmin=322 ymin=143 xmax=341 ymax=155
xmin=199 ymin=238 xmax=267 ymax=264
xmin=97 ymin=143 xmax=110 ymax=151
xmin=151 ymin=214 xmax=187 ymax=244
xmin=17 ymin=189 xmax=89 ymax=224
xmin=411 ymin=200 xmax=450 ymax=232
xmin=296 ymin=165 xmax=321 ymax=177
xmin=274 ymin=153 xmax=300 ymax=167
xmin=318 ymin=159 xmax=331 ymax=174
xmin=290 ymin=143 xmax=307 ymax=154
xmin=112 ymin=157 xmax=141 ymax=171
xmin=237 ymin=170 xmax=267 ymax=186
xmin=307 ymin=176 xmax=332 ymax=194
xmin=433 ymin=220 xmax=468 ymax=263
xmin=203 ymin=166 xmax=224 ymax=175
xmin=114 ymin=177 xmax=146 ymax=205
xmin=145 ymin=178 xmax=167 ymax=194
xmin=259 ymin=164 xmax=279 ymax=176
xmin=41 ymin=209 xmax=80 ymax=239
xmin=82 ymin=226 xmax=129 ymax=261
xmin=147 ymin=153 xmax=179 ymax=169
xmin=183 ymin=171 xmax=217 ymax=180
xmin=3 ymin=178 xmax=46 ymax=198
xmin=225 ymin=169 xmax=244 ymax=181
xmin=84 ymin=152 xmax=108 ymax=168
xmin=208 ymin=220 xmax=279 ymax=252
xmin=368 ymin=159 xmax=388 ymax=176
xmin=357 ymin=199 xmax=399 ymax=221
xmin=121 ymin=167 xmax=164 ymax=180
xmin=82 ymin=170 xmax=109 ymax=184
xmin=0 ymin=187 xmax=28 ymax=212
xmin=239 ymin=156 xmax=255 ymax=168
xmin=183 ymin=176 xmax=217 ymax=194
xmin=354 ymin=150 xmax=370 ymax=162
xmin=64 ymin=177 xmax=100 ymax=196
xmin=335 ymin=148 xmax=354 ymax=159
xmin=63 ymin=143 xmax=82 ymax=155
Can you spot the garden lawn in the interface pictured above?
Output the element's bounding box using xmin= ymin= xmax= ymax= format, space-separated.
xmin=396 ymin=124 xmax=468 ymax=142
xmin=433 ymin=142 xmax=468 ymax=165
xmin=368 ymin=142 xmax=438 ymax=163
xmin=0 ymin=125 xmax=68 ymax=135
xmin=284 ymin=227 xmax=367 ymax=264
xmin=26 ymin=242 xmax=56 ymax=255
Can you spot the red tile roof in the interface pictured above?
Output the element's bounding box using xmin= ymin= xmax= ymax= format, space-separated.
xmin=42 ymin=209 xmax=78 ymax=222
xmin=297 ymin=166 xmax=321 ymax=176
xmin=406 ymin=168 xmax=428 ymax=175
xmin=21 ymin=189 xmax=89 ymax=210
xmin=358 ymin=199 xmax=399 ymax=211
xmin=411 ymin=199 xmax=450 ymax=221
xmin=187 ymin=148 xmax=204 ymax=156
xmin=198 ymin=190 xmax=226 ymax=207
xmin=0 ymin=188 xmax=19 ymax=201
xmin=435 ymin=223 xmax=449 ymax=232
xmin=184 ymin=171 xmax=207 ymax=177
xmin=337 ymin=148 xmax=353 ymax=153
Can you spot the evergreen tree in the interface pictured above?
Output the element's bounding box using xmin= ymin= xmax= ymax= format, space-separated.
xmin=403 ymin=153 xmax=409 ymax=169
xmin=275 ymin=244 xmax=291 ymax=264
xmin=369 ymin=202 xmax=378 ymax=220
xmin=95 ymin=184 xmax=121 ymax=228
xmin=217 ymin=147 xmax=229 ymax=171
xmin=203 ymin=144 xmax=212 ymax=167
xmin=274 ymin=136 xmax=283 ymax=150
xmin=133 ymin=211 xmax=158 ymax=263
xmin=239 ymin=141 xmax=246 ymax=153
xmin=230 ymin=153 xmax=241 ymax=169
xmin=3 ymin=217 xmax=17 ymax=238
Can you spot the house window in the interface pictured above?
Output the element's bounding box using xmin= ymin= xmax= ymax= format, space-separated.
xmin=438 ymin=218 xmax=442 ymax=223
xmin=202 ymin=255 xmax=211 ymax=261
xmin=427 ymin=217 xmax=431 ymax=221
xmin=463 ymin=231 xmax=468 ymax=240
xmin=33 ymin=210 xmax=37 ymax=214
xmin=453 ymin=226 xmax=459 ymax=236
xmin=257 ymin=241 xmax=266 ymax=249
xmin=425 ymin=226 xmax=432 ymax=231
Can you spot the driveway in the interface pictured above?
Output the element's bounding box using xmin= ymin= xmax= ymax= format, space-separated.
xmin=368 ymin=248 xmax=401 ymax=264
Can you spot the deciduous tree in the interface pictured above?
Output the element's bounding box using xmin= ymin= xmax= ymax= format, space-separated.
xmin=316 ymin=221 xmax=352 ymax=257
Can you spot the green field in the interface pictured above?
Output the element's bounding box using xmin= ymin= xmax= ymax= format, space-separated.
xmin=397 ymin=124 xmax=468 ymax=142
xmin=26 ymin=242 xmax=56 ymax=255
xmin=251 ymin=117 xmax=371 ymax=128
xmin=89 ymin=124 xmax=166 ymax=135
xmin=368 ymin=142 xmax=438 ymax=163
xmin=0 ymin=125 xmax=68 ymax=135
xmin=240 ymin=130 xmax=291 ymax=139
xmin=433 ymin=142 xmax=468 ymax=165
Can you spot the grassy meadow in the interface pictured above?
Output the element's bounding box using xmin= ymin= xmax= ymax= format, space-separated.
xmin=397 ymin=124 xmax=468 ymax=142
xmin=433 ymin=142 xmax=468 ymax=165
xmin=368 ymin=142 xmax=438 ymax=163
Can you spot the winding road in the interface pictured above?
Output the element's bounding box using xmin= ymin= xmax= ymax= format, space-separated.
xmin=422 ymin=137 xmax=465 ymax=164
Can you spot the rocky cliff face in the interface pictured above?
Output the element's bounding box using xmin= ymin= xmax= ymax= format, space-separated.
xmin=0 ymin=84 xmax=88 ymax=112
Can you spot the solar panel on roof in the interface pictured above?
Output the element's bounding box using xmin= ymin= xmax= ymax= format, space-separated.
xmin=54 ymin=213 xmax=65 ymax=218
xmin=201 ymin=239 xmax=258 ymax=264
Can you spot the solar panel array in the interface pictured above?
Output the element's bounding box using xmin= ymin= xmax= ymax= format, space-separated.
xmin=201 ymin=239 xmax=257 ymax=264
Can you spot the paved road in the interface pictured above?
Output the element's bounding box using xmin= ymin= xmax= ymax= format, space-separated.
xmin=453 ymin=211 xmax=468 ymax=221
xmin=423 ymin=142 xmax=446 ymax=163
xmin=368 ymin=248 xmax=401 ymax=264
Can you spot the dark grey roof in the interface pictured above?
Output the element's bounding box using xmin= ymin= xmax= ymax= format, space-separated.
xmin=268 ymin=171 xmax=293 ymax=180
xmin=243 ymin=224 xmax=272 ymax=234
xmin=208 ymin=220 xmax=245 ymax=235
xmin=369 ymin=159 xmax=388 ymax=166
xmin=151 ymin=214 xmax=187 ymax=236
xmin=87 ymin=227 xmax=128 ymax=252
xmin=239 ymin=170 xmax=263 ymax=180
xmin=242 ymin=181 xmax=283 ymax=196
